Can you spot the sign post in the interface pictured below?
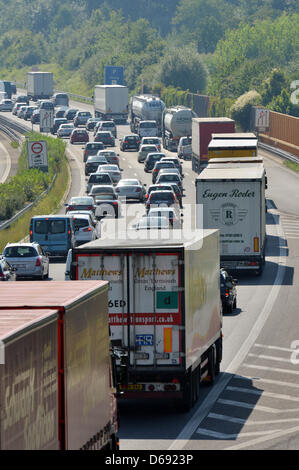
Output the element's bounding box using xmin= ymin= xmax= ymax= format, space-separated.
xmin=40 ymin=109 xmax=54 ymax=133
xmin=253 ymin=107 xmax=270 ymax=133
xmin=27 ymin=140 xmax=48 ymax=172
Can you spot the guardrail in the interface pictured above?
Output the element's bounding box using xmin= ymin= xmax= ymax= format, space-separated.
xmin=258 ymin=142 xmax=299 ymax=165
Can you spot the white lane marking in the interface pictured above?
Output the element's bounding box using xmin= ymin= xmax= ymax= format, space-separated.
xmin=0 ymin=141 xmax=11 ymax=183
xmin=208 ymin=413 xmax=299 ymax=426
xmin=226 ymin=386 xmax=299 ymax=402
xmin=243 ymin=364 xmax=299 ymax=376
xmin=196 ymin=428 xmax=279 ymax=439
xmin=217 ymin=398 xmax=299 ymax=413
xmin=168 ymin=204 xmax=287 ymax=450
xmin=225 ymin=425 xmax=299 ymax=450
xmin=254 ymin=343 xmax=294 ymax=353
xmin=237 ymin=375 xmax=299 ymax=389
xmin=248 ymin=353 xmax=291 ymax=363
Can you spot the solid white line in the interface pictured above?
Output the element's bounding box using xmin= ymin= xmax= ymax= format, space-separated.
xmin=225 ymin=425 xmax=299 ymax=450
xmin=254 ymin=343 xmax=294 ymax=353
xmin=248 ymin=353 xmax=291 ymax=363
xmin=243 ymin=364 xmax=299 ymax=375
xmin=196 ymin=428 xmax=279 ymax=439
xmin=227 ymin=386 xmax=299 ymax=402
xmin=0 ymin=141 xmax=11 ymax=183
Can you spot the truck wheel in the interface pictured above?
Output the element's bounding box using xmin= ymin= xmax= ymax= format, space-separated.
xmin=181 ymin=371 xmax=194 ymax=412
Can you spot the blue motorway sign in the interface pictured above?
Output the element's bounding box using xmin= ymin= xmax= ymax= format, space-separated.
xmin=104 ymin=66 xmax=124 ymax=85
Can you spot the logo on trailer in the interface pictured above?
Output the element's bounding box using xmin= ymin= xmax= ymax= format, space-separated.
xmin=136 ymin=334 xmax=154 ymax=346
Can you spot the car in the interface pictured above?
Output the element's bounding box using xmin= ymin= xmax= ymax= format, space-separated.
xmin=0 ymin=256 xmax=16 ymax=281
xmin=70 ymin=128 xmax=89 ymax=144
xmin=138 ymin=144 xmax=159 ymax=163
xmin=145 ymin=190 xmax=179 ymax=214
xmin=14 ymin=94 xmax=29 ymax=105
xmin=30 ymin=214 xmax=77 ymax=257
xmin=69 ymin=213 xmax=98 ymax=245
xmin=97 ymin=150 xmax=120 ymax=167
xmin=158 ymin=168 xmax=181 ymax=180
xmin=2 ymin=242 xmax=49 ymax=279
xmin=95 ymin=120 xmax=117 ymax=138
xmin=64 ymin=108 xmax=79 ymax=121
xmin=220 ymin=269 xmax=238 ymax=314
xmin=85 ymin=155 xmax=108 ymax=176
xmin=134 ymin=216 xmax=170 ymax=231
xmin=115 ymin=179 xmax=146 ymax=202
xmin=31 ymin=108 xmax=40 ymax=124
xmin=52 ymin=93 xmax=69 ymax=107
xmin=94 ymin=131 xmax=115 ymax=147
xmin=147 ymin=182 xmax=183 ymax=208
xmin=0 ymin=99 xmax=13 ymax=112
xmin=12 ymin=102 xmax=27 ymax=115
xmin=86 ymin=172 xmax=114 ymax=193
xmin=155 ymin=172 xmax=183 ymax=191
xmin=140 ymin=137 xmax=161 ymax=152
xmin=88 ymin=179 xmax=115 ymax=198
xmin=160 ymin=156 xmax=183 ymax=175
xmin=38 ymin=100 xmax=54 ymax=112
xmin=152 ymin=161 xmax=176 ymax=184
xmin=93 ymin=189 xmax=121 ymax=219
xmin=119 ymin=134 xmax=140 ymax=151
xmin=177 ymin=136 xmax=192 ymax=160
xmin=86 ymin=117 xmax=101 ymax=131
xmin=24 ymin=106 xmax=37 ymax=120
xmin=57 ymin=123 xmax=75 ymax=138
xmin=17 ymin=105 xmax=28 ymax=119
xmin=74 ymin=111 xmax=92 ymax=127
xmin=97 ymin=164 xmax=121 ymax=183
xmin=65 ymin=196 xmax=95 ymax=214
xmin=83 ymin=142 xmax=105 ymax=162
xmin=55 ymin=106 xmax=69 ymax=118
xmin=144 ymin=152 xmax=165 ymax=172
xmin=51 ymin=117 xmax=68 ymax=134
xmin=147 ymin=207 xmax=182 ymax=228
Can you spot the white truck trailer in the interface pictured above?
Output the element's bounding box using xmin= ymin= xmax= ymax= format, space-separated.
xmin=196 ymin=163 xmax=266 ymax=275
xmin=70 ymin=230 xmax=222 ymax=410
xmin=162 ymin=106 xmax=197 ymax=152
xmin=129 ymin=95 xmax=165 ymax=136
xmin=27 ymin=72 xmax=54 ymax=101
xmin=94 ymin=85 xmax=128 ymax=124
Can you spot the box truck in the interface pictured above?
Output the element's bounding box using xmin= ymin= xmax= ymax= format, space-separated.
xmin=191 ymin=117 xmax=235 ymax=173
xmin=0 ymin=281 xmax=118 ymax=450
xmin=129 ymin=95 xmax=165 ymax=136
xmin=196 ymin=163 xmax=266 ymax=275
xmin=70 ymin=230 xmax=222 ymax=411
xmin=94 ymin=85 xmax=128 ymax=124
xmin=27 ymin=72 xmax=54 ymax=101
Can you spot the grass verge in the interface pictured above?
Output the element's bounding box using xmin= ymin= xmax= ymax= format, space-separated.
xmin=0 ymin=155 xmax=69 ymax=252
xmin=284 ymin=161 xmax=299 ymax=173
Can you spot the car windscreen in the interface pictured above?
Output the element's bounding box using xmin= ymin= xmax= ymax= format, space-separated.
xmin=4 ymin=246 xmax=37 ymax=257
xmin=159 ymin=174 xmax=180 ymax=182
xmin=90 ymin=174 xmax=111 ymax=183
xmin=140 ymin=122 xmax=157 ymax=128
xmin=73 ymin=218 xmax=89 ymax=229
xmin=95 ymin=194 xmax=116 ymax=201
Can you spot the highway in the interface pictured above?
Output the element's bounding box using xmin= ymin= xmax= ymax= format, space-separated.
xmin=1 ymin=100 xmax=299 ymax=450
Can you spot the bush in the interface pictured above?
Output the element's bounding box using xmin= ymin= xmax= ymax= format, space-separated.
xmin=230 ymin=90 xmax=262 ymax=131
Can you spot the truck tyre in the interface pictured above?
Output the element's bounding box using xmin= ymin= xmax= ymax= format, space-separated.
xmin=215 ymin=338 xmax=222 ymax=376
xmin=181 ymin=371 xmax=193 ymax=412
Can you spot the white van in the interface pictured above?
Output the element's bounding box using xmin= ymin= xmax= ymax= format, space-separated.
xmin=138 ymin=120 xmax=158 ymax=138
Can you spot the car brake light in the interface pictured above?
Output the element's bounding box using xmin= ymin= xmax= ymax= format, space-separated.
xmin=35 ymin=257 xmax=41 ymax=267
xmin=112 ymin=202 xmax=118 ymax=206
xmin=135 ymin=187 xmax=141 ymax=192
xmin=83 ymin=227 xmax=92 ymax=232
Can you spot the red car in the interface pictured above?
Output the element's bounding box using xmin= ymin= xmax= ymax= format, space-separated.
xmin=70 ymin=128 xmax=89 ymax=144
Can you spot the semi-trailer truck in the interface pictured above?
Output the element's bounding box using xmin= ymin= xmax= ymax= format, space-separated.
xmin=94 ymin=85 xmax=128 ymax=124
xmin=0 ymin=281 xmax=118 ymax=450
xmin=27 ymin=72 xmax=54 ymax=101
xmin=129 ymin=95 xmax=165 ymax=136
xmin=70 ymin=230 xmax=223 ymax=411
xmin=196 ymin=162 xmax=266 ymax=275
xmin=162 ymin=106 xmax=197 ymax=152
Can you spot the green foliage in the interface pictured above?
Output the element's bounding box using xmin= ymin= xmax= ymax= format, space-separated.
xmin=230 ymin=90 xmax=262 ymax=130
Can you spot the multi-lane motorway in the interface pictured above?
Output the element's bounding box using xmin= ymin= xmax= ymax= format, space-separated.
xmin=1 ymin=98 xmax=299 ymax=450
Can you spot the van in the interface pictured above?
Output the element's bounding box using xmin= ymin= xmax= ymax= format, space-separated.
xmin=52 ymin=93 xmax=69 ymax=107
xmin=29 ymin=215 xmax=77 ymax=257
xmin=138 ymin=120 xmax=158 ymax=138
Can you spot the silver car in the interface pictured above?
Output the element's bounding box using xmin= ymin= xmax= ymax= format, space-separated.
xmin=115 ymin=179 xmax=146 ymax=202
xmin=2 ymin=242 xmax=49 ymax=279
xmin=138 ymin=144 xmax=159 ymax=163
xmin=0 ymin=99 xmax=13 ymax=111
xmin=98 ymin=164 xmax=121 ymax=183
xmin=57 ymin=123 xmax=75 ymax=138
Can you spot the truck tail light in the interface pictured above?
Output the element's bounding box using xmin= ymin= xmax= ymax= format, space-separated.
xmin=254 ymin=237 xmax=259 ymax=252
xmin=35 ymin=257 xmax=41 ymax=267
xmin=225 ymin=289 xmax=229 ymax=297
xmin=164 ymin=328 xmax=172 ymax=353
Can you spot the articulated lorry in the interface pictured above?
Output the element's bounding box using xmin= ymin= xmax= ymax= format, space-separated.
xmin=0 ymin=281 xmax=118 ymax=450
xmin=196 ymin=163 xmax=266 ymax=275
xmin=191 ymin=117 xmax=235 ymax=173
xmin=94 ymin=85 xmax=128 ymax=124
xmin=162 ymin=106 xmax=197 ymax=152
xmin=70 ymin=230 xmax=222 ymax=411
xmin=27 ymin=72 xmax=54 ymax=101
xmin=129 ymin=95 xmax=165 ymax=136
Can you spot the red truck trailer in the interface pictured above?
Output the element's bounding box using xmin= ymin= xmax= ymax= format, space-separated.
xmin=0 ymin=281 xmax=118 ymax=450
xmin=191 ymin=117 xmax=235 ymax=173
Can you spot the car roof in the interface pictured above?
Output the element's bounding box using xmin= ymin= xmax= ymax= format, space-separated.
xmin=149 ymin=207 xmax=175 ymax=213
xmin=118 ymin=179 xmax=140 ymax=184
xmin=150 ymin=190 xmax=174 ymax=195
xmin=70 ymin=213 xmax=91 ymax=220
xmin=5 ymin=242 xmax=39 ymax=248
xmin=70 ymin=196 xmax=93 ymax=201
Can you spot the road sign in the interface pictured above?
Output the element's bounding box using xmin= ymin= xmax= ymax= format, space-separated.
xmin=104 ymin=66 xmax=124 ymax=85
xmin=40 ymin=109 xmax=54 ymax=133
xmin=27 ymin=140 xmax=48 ymax=172
xmin=254 ymin=107 xmax=270 ymax=131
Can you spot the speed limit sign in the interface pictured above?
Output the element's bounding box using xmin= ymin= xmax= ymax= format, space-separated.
xmin=27 ymin=140 xmax=48 ymax=172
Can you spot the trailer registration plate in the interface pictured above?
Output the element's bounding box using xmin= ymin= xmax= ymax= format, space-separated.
xmin=119 ymin=383 xmax=144 ymax=391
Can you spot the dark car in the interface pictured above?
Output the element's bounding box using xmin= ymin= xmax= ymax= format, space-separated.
xmin=145 ymin=190 xmax=179 ymax=214
xmin=145 ymin=183 xmax=183 ymax=208
xmin=152 ymin=161 xmax=176 ymax=184
xmin=0 ymin=257 xmax=16 ymax=281
xmin=70 ymin=128 xmax=89 ymax=144
xmin=24 ymin=106 xmax=37 ymax=121
xmin=119 ymin=134 xmax=140 ymax=151
xmin=51 ymin=117 xmax=68 ymax=134
xmin=160 ymin=157 xmax=183 ymax=176
xmin=65 ymin=196 xmax=95 ymax=214
xmin=144 ymin=152 xmax=165 ymax=172
xmin=94 ymin=131 xmax=115 ymax=147
xmin=94 ymin=190 xmax=121 ymax=219
xmin=31 ymin=108 xmax=40 ymax=124
xmin=220 ymin=269 xmax=238 ymax=314
xmin=64 ymin=108 xmax=79 ymax=121
xmin=85 ymin=155 xmax=108 ymax=176
xmin=14 ymin=94 xmax=30 ymax=105
xmin=86 ymin=117 xmax=101 ymax=131
xmin=83 ymin=142 xmax=105 ymax=162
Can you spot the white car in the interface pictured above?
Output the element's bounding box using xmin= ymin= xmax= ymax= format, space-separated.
xmin=98 ymin=164 xmax=121 ymax=183
xmin=177 ymin=136 xmax=192 ymax=160
xmin=70 ymin=213 xmax=98 ymax=245
xmin=57 ymin=123 xmax=75 ymax=138
xmin=140 ymin=137 xmax=162 ymax=152
xmin=0 ymin=99 xmax=13 ymax=112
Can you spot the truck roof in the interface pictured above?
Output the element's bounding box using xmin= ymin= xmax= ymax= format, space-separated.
xmin=211 ymin=133 xmax=256 ymax=139
xmin=0 ymin=308 xmax=58 ymax=341
xmin=208 ymin=139 xmax=258 ymax=150
xmin=208 ymin=156 xmax=263 ymax=165
xmin=192 ymin=117 xmax=234 ymax=124
xmin=197 ymin=164 xmax=265 ymax=180
xmin=0 ymin=280 xmax=108 ymax=309
xmin=72 ymin=229 xmax=218 ymax=251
